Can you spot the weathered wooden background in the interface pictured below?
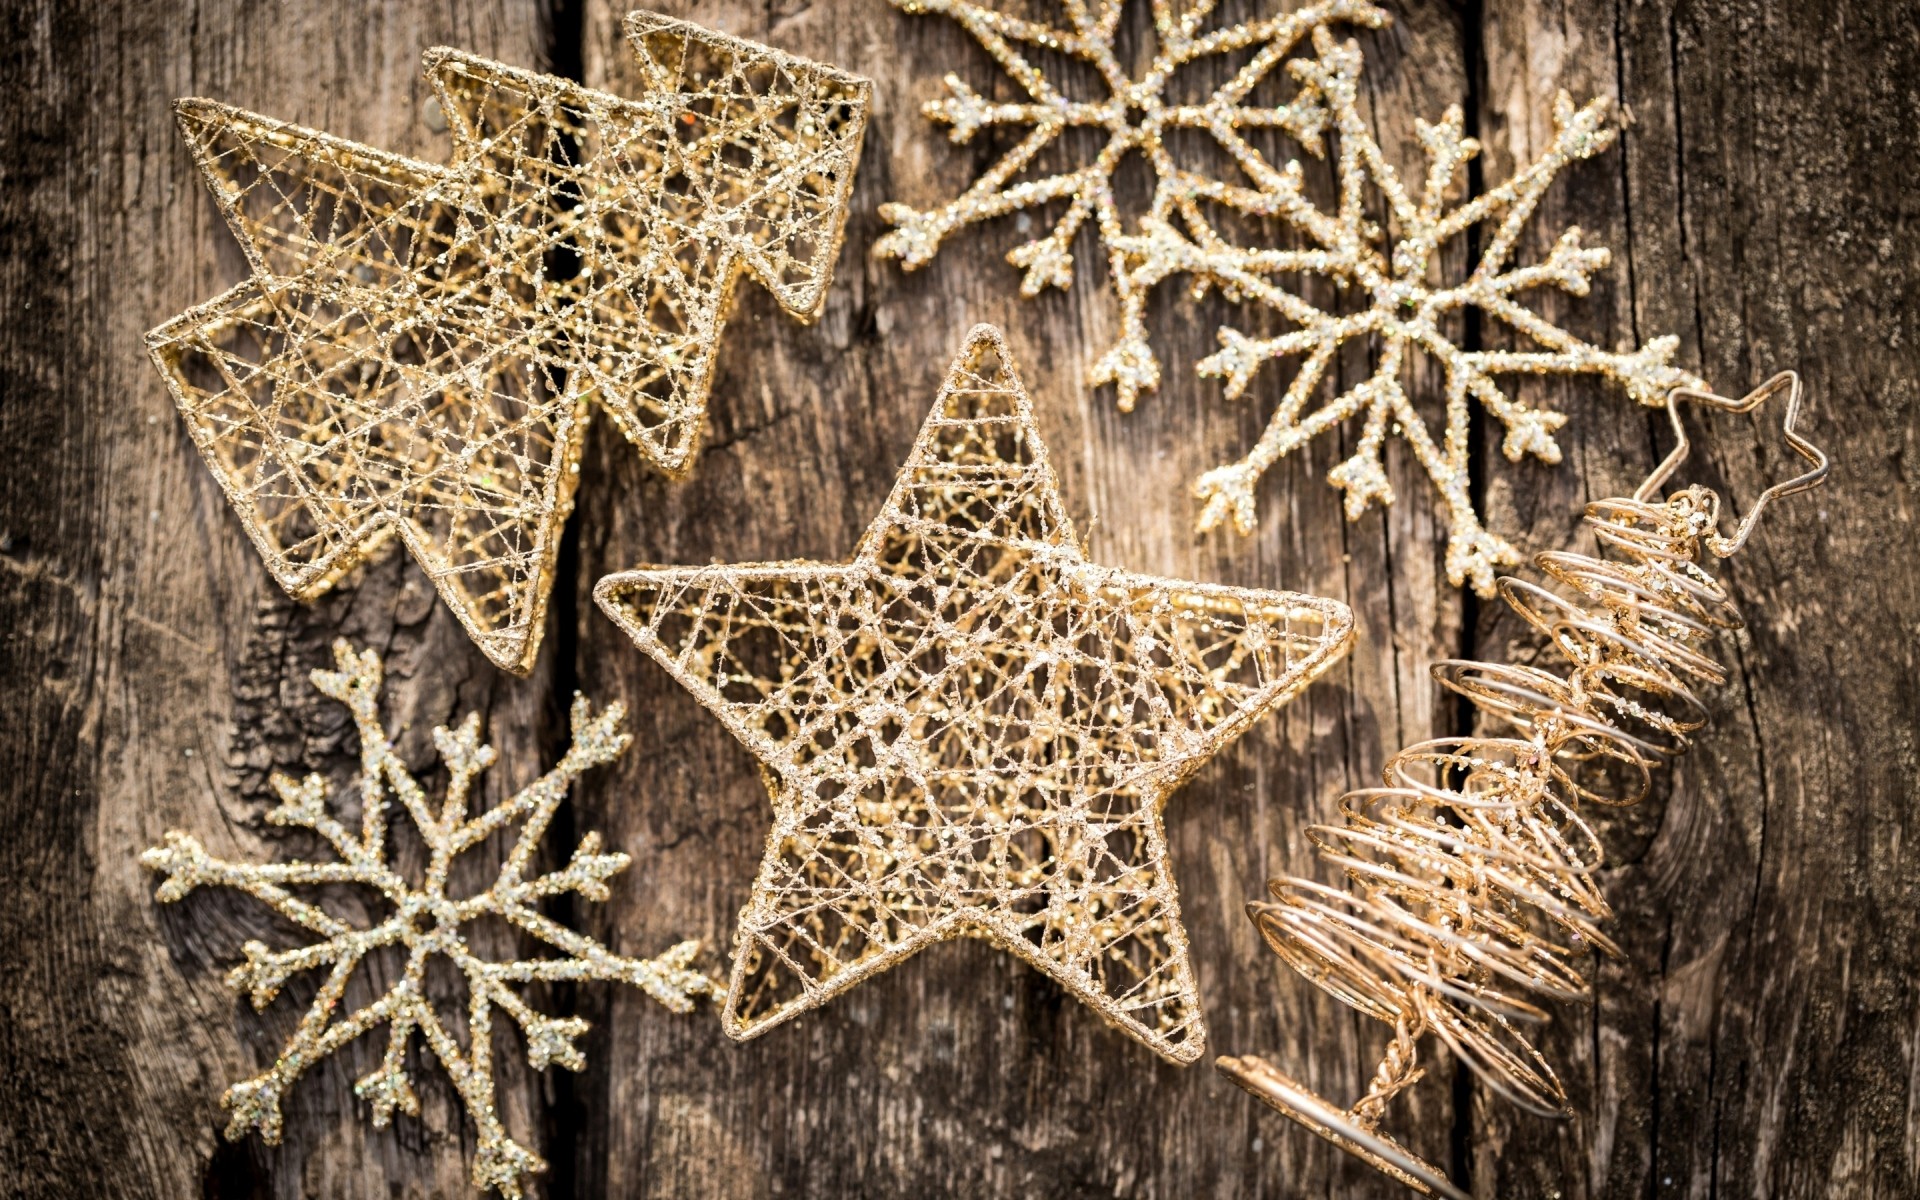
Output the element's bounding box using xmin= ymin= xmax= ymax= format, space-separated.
xmin=4 ymin=0 xmax=1915 ymax=1195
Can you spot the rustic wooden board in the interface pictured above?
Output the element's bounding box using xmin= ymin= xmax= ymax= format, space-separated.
xmin=2 ymin=1 xmax=1913 ymax=1197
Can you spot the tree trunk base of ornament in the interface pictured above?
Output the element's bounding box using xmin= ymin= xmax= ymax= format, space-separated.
xmin=1215 ymin=1055 xmax=1468 ymax=1200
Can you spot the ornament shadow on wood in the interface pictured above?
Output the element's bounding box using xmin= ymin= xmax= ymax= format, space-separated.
xmin=146 ymin=10 xmax=871 ymax=674
xmin=595 ymin=324 xmax=1355 ymax=1063
xmin=140 ymin=642 xmax=718 ymax=1199
xmin=1216 ymin=374 xmax=1829 ymax=1198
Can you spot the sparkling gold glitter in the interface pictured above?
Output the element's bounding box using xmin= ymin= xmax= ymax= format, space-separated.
xmin=141 ymin=641 xmax=716 ymax=1198
xmin=147 ymin=12 xmax=871 ymax=674
xmin=875 ymin=0 xmax=1388 ymax=411
xmin=595 ymin=324 xmax=1354 ymax=1063
xmin=1216 ymin=374 xmax=1829 ymax=1198
xmin=1156 ymin=28 xmax=1703 ymax=592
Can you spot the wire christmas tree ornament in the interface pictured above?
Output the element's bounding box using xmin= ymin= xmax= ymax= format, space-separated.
xmin=1215 ymin=373 xmax=1829 ymax=1198
xmin=140 ymin=641 xmax=716 ymax=1198
xmin=147 ymin=11 xmax=871 ymax=674
xmin=595 ymin=324 xmax=1355 ymax=1062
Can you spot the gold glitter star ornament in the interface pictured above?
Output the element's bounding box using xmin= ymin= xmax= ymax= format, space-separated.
xmin=141 ymin=642 xmax=716 ymax=1198
xmin=595 ymin=324 xmax=1354 ymax=1062
xmin=148 ymin=12 xmax=871 ymax=673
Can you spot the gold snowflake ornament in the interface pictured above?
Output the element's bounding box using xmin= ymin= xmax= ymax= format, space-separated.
xmin=1144 ymin=28 xmax=1704 ymax=593
xmin=141 ymin=642 xmax=714 ymax=1198
xmin=148 ymin=12 xmax=871 ymax=673
xmin=595 ymin=325 xmax=1353 ymax=1062
xmin=875 ymin=0 xmax=1388 ymax=410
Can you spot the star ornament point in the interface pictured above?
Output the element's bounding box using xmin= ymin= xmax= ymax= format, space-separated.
xmin=595 ymin=324 xmax=1353 ymax=1062
xmin=148 ymin=12 xmax=871 ymax=673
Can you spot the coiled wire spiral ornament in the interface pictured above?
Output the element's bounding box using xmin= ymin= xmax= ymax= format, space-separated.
xmin=1216 ymin=374 xmax=1830 ymax=1199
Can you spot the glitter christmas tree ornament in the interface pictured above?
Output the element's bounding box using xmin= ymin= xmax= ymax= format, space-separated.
xmin=148 ymin=12 xmax=871 ymax=674
xmin=875 ymin=0 xmax=1388 ymax=411
xmin=140 ymin=641 xmax=716 ymax=1198
xmin=1215 ymin=375 xmax=1828 ymax=1197
xmin=1153 ymin=27 xmax=1703 ymax=592
xmin=595 ymin=324 xmax=1355 ymax=1063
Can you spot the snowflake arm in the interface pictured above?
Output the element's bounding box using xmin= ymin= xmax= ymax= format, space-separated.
xmin=140 ymin=640 xmax=715 ymax=1198
xmin=877 ymin=0 xmax=1388 ymax=410
xmin=145 ymin=830 xmax=392 ymax=936
xmin=1185 ymin=28 xmax=1705 ymax=594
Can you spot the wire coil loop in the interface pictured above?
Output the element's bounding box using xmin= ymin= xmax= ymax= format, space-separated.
xmin=1220 ymin=373 xmax=1830 ymax=1197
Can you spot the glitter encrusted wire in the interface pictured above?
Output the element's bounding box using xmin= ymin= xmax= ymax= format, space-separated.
xmin=879 ymin=7 xmax=1703 ymax=596
xmin=1216 ymin=374 xmax=1829 ymax=1198
xmin=141 ymin=641 xmax=716 ymax=1198
xmin=1155 ymin=28 xmax=1703 ymax=592
xmin=875 ymin=0 xmax=1388 ymax=410
xmin=595 ymin=324 xmax=1355 ymax=1063
xmin=147 ymin=11 xmax=871 ymax=673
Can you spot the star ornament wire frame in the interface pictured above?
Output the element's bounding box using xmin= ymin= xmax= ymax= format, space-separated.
xmin=146 ymin=11 xmax=872 ymax=674
xmin=594 ymin=324 xmax=1356 ymax=1063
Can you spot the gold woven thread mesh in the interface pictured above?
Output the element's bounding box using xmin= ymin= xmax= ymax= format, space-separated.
xmin=596 ymin=324 xmax=1355 ymax=1063
xmin=1218 ymin=374 xmax=1830 ymax=1198
xmin=147 ymin=11 xmax=871 ymax=673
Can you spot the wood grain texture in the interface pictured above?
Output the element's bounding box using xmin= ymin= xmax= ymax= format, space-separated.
xmin=1 ymin=1 xmax=1913 ymax=1197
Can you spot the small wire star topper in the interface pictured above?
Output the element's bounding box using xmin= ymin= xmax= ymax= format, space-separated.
xmin=596 ymin=325 xmax=1354 ymax=1062
xmin=149 ymin=12 xmax=871 ymax=673
xmin=142 ymin=642 xmax=714 ymax=1198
